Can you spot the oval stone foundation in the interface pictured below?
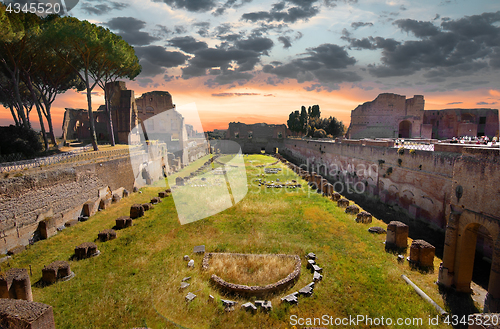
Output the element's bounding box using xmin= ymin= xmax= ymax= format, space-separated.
xmin=202 ymin=253 xmax=301 ymax=297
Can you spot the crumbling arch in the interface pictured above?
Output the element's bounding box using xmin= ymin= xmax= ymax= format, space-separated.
xmin=439 ymin=207 xmax=500 ymax=312
xmin=398 ymin=120 xmax=412 ymax=138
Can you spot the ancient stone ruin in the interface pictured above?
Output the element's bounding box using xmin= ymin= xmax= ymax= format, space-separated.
xmin=0 ymin=268 xmax=32 ymax=301
xmin=74 ymin=242 xmax=99 ymax=260
xmin=0 ymin=298 xmax=55 ymax=329
xmin=130 ymin=204 xmax=144 ymax=219
xmin=41 ymin=261 xmax=72 ymax=284
xmin=386 ymin=221 xmax=409 ymax=249
xmin=345 ymin=205 xmax=360 ymax=215
xmin=337 ymin=198 xmax=350 ymax=208
xmin=409 ymin=239 xmax=435 ymax=269
xmin=356 ymin=211 xmax=373 ymax=223
xmin=98 ymin=229 xmax=117 ymax=242
xmin=202 ymin=253 xmax=301 ymax=298
xmin=115 ymin=216 xmax=133 ymax=229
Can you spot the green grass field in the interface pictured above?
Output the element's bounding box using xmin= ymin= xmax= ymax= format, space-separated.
xmin=1 ymin=154 xmax=453 ymax=328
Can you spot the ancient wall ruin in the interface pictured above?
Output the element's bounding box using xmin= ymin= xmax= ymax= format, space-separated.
xmin=348 ymin=93 xmax=424 ymax=139
xmin=0 ymin=150 xmax=162 ymax=254
xmin=223 ymin=122 xmax=287 ymax=153
xmin=347 ymin=93 xmax=499 ymax=140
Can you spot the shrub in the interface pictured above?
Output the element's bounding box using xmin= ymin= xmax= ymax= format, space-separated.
xmin=313 ymin=129 xmax=327 ymax=138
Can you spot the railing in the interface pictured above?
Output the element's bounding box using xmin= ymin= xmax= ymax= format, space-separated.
xmin=0 ymin=144 xmax=141 ymax=173
xmin=395 ymin=142 xmax=434 ymax=151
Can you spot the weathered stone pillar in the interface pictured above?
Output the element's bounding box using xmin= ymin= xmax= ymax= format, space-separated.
xmin=409 ymin=239 xmax=435 ymax=268
xmin=438 ymin=209 xmax=460 ymax=287
xmin=485 ymin=237 xmax=500 ymax=313
xmin=386 ymin=221 xmax=408 ymax=249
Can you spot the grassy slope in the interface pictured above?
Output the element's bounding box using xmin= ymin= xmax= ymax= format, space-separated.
xmin=2 ymin=154 xmax=451 ymax=329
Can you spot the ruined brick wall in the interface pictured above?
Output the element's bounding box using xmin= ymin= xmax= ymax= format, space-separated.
xmin=283 ymin=139 xmax=459 ymax=230
xmin=225 ymin=122 xmax=287 ymax=153
xmin=0 ymin=155 xmax=141 ymax=254
xmin=348 ymin=93 xmax=424 ymax=139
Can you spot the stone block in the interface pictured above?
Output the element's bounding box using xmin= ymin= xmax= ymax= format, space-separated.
xmin=193 ymin=245 xmax=205 ymax=254
xmin=337 ymin=198 xmax=350 ymax=208
xmin=311 ymin=265 xmax=322 ymax=273
xmin=64 ymin=220 xmax=78 ymax=228
xmin=322 ymin=183 xmax=334 ymax=196
xmin=331 ymin=192 xmax=341 ymax=201
xmin=130 ymin=204 xmax=144 ymax=219
xmin=42 ymin=261 xmax=71 ymax=284
xmin=386 ymin=221 xmax=409 ymax=249
xmin=185 ymin=292 xmax=196 ymax=302
xmin=368 ymin=227 xmax=386 ymax=234
xmin=98 ymin=229 xmax=117 ymax=242
xmin=150 ymin=197 xmax=161 ymax=205
xmin=75 ymin=242 xmax=98 ymax=260
xmin=142 ymin=203 xmax=154 ymax=211
xmin=123 ymin=189 xmax=129 ymax=197
xmin=158 ymin=191 xmax=169 ymax=198
xmin=179 ymin=282 xmax=190 ymax=290
xmin=99 ymin=197 xmax=111 ymax=210
xmin=0 ymin=268 xmax=32 ymax=301
xmin=115 ymin=216 xmax=132 ymax=229
xmin=176 ymin=177 xmax=184 ymax=186
xmin=183 ymin=255 xmax=190 ymax=261
xmin=313 ymin=271 xmax=323 ymax=282
xmin=306 ymin=252 xmax=316 ymax=260
xmin=281 ymin=292 xmax=299 ymax=305
xmin=241 ymin=302 xmax=257 ymax=313
xmin=298 ymin=285 xmax=314 ymax=297
xmin=306 ymin=259 xmax=315 ymax=269
xmin=345 ymin=205 xmax=360 ymax=214
xmin=409 ymin=239 xmax=435 ymax=268
xmin=187 ymin=260 xmax=194 ymax=268
xmin=112 ymin=194 xmax=121 ymax=203
xmin=0 ymin=299 xmax=55 ymax=329
xmin=356 ymin=211 xmax=372 ymax=223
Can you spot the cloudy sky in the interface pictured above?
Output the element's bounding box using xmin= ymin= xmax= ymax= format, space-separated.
xmin=3 ymin=0 xmax=500 ymax=133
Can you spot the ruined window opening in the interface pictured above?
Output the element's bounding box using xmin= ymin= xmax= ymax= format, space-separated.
xmin=479 ymin=117 xmax=487 ymax=124
xmin=235 ymin=132 xmax=239 ymax=138
xmin=137 ymin=106 xmax=143 ymax=113
xmin=278 ymin=132 xmax=283 ymax=138
xmin=248 ymin=131 xmax=253 ymax=138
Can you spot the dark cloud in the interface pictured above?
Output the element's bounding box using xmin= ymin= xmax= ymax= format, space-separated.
xmin=212 ymin=0 xmax=253 ymax=16
xmin=263 ymin=43 xmax=361 ymax=86
xmin=174 ymin=25 xmax=188 ymax=34
xmin=180 ymin=36 xmax=274 ymax=85
xmin=105 ymin=17 xmax=160 ymax=46
xmin=80 ymin=1 xmax=128 ymax=15
xmin=278 ymin=36 xmax=292 ymax=48
xmin=204 ymin=71 xmax=254 ymax=87
xmin=168 ymin=36 xmax=208 ymax=53
xmin=154 ymin=0 xmax=217 ymax=12
xmin=446 ymin=101 xmax=463 ymax=105
xmin=394 ymin=19 xmax=440 ymax=37
xmin=193 ymin=22 xmax=210 ymax=37
xmin=241 ymin=0 xmax=321 ymax=23
xmin=351 ymin=21 xmax=373 ymax=29
xmin=477 ymin=101 xmax=497 ymax=105
xmin=364 ymin=11 xmax=500 ymax=80
xmin=135 ymin=46 xmax=189 ymax=69
xmin=137 ymin=59 xmax=166 ymax=77
xmin=235 ymin=37 xmax=274 ymax=54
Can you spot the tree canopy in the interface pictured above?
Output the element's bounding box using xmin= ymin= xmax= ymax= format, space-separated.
xmin=287 ymin=104 xmax=345 ymax=138
xmin=0 ymin=5 xmax=141 ymax=153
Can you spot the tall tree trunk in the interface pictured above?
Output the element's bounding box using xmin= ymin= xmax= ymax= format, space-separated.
xmin=85 ymin=70 xmax=99 ymax=151
xmin=12 ymin=69 xmax=29 ymax=129
xmin=8 ymin=104 xmax=19 ymax=126
xmin=41 ymin=100 xmax=57 ymax=146
xmin=25 ymin=75 xmax=49 ymax=151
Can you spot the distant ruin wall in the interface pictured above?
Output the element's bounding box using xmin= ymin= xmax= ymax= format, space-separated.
xmin=282 ymin=139 xmax=461 ymax=230
xmin=0 ymin=154 xmax=146 ymax=254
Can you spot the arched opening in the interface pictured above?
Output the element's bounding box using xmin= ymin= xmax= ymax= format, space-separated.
xmin=398 ymin=120 xmax=412 ymax=138
xmin=455 ymin=223 xmax=492 ymax=296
